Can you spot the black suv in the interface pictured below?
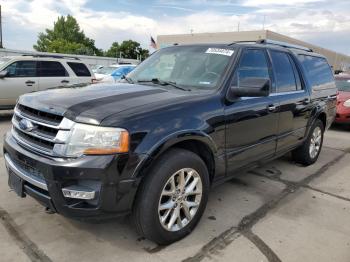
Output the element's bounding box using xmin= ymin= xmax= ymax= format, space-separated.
xmin=3 ymin=40 xmax=337 ymax=244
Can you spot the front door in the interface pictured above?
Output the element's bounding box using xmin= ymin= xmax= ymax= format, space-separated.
xmin=0 ymin=60 xmax=38 ymax=106
xmin=225 ymin=48 xmax=280 ymax=174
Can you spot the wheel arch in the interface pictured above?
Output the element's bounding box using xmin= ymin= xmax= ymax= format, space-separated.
xmin=132 ymin=131 xmax=218 ymax=185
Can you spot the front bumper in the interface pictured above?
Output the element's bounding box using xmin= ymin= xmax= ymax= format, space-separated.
xmin=3 ymin=132 xmax=144 ymax=220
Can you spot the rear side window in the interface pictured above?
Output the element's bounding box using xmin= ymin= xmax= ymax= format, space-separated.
xmin=298 ymin=55 xmax=334 ymax=89
xmin=270 ymin=51 xmax=297 ymax=92
xmin=5 ymin=61 xmax=37 ymax=77
xmin=67 ymin=62 xmax=91 ymax=77
xmin=234 ymin=49 xmax=270 ymax=87
xmin=38 ymin=61 xmax=68 ymax=77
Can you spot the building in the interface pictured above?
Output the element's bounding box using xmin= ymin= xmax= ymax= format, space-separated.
xmin=0 ymin=48 xmax=140 ymax=67
xmin=157 ymin=30 xmax=350 ymax=72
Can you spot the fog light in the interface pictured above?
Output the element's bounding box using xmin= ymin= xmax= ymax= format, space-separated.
xmin=62 ymin=186 xmax=96 ymax=200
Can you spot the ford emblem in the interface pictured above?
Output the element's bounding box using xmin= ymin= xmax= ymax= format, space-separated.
xmin=18 ymin=119 xmax=35 ymax=132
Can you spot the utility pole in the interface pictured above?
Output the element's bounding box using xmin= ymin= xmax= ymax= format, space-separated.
xmin=237 ymin=21 xmax=240 ymax=32
xmin=0 ymin=5 xmax=3 ymax=48
xmin=262 ymin=15 xmax=266 ymax=30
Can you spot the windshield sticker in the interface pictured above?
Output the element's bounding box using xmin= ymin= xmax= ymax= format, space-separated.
xmin=199 ymin=81 xmax=211 ymax=85
xmin=205 ymin=48 xmax=234 ymax=56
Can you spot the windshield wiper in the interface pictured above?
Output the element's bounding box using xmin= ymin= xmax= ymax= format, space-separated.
xmin=137 ymin=78 xmax=191 ymax=91
xmin=121 ymin=75 xmax=134 ymax=84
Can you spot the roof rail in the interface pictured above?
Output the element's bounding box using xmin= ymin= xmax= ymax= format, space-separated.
xmin=227 ymin=41 xmax=257 ymax=46
xmin=21 ymin=54 xmax=81 ymax=60
xmin=256 ymin=39 xmax=313 ymax=52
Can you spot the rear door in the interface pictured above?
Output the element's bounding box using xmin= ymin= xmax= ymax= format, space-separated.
xmin=66 ymin=62 xmax=92 ymax=84
xmin=38 ymin=61 xmax=70 ymax=90
xmin=0 ymin=60 xmax=38 ymax=106
xmin=268 ymin=50 xmax=312 ymax=153
xmin=225 ymin=48 xmax=280 ymax=173
xmin=297 ymin=55 xmax=337 ymax=128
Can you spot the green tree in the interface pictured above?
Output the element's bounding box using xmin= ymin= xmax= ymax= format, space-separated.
xmin=105 ymin=42 xmax=120 ymax=57
xmin=34 ymin=15 xmax=102 ymax=56
xmin=105 ymin=40 xmax=149 ymax=60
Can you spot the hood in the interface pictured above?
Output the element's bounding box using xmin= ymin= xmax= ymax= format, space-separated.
xmin=337 ymin=90 xmax=350 ymax=102
xmin=19 ymin=83 xmax=185 ymax=125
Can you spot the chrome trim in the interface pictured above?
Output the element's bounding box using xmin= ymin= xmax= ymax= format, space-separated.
xmin=241 ymin=90 xmax=306 ymax=100
xmin=269 ymin=90 xmax=306 ymax=96
xmin=12 ymin=118 xmax=69 ymax=144
xmin=11 ymin=128 xmax=55 ymax=156
xmin=15 ymin=107 xmax=60 ymax=129
xmin=14 ymin=107 xmax=75 ymax=130
xmin=12 ymin=118 xmax=56 ymax=143
xmin=4 ymin=153 xmax=48 ymax=191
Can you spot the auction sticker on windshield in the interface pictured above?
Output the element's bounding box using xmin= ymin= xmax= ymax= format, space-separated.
xmin=206 ymin=48 xmax=234 ymax=56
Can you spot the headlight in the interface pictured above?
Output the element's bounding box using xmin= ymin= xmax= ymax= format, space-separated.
xmin=344 ymin=99 xmax=350 ymax=108
xmin=53 ymin=123 xmax=129 ymax=157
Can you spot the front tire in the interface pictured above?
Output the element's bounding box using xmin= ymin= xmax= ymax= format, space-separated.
xmin=133 ymin=148 xmax=209 ymax=245
xmin=292 ymin=119 xmax=324 ymax=166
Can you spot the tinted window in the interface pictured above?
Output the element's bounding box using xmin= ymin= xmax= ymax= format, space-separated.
xmin=38 ymin=61 xmax=68 ymax=77
xmin=67 ymin=62 xmax=91 ymax=77
xmin=234 ymin=49 xmax=270 ymax=87
xmin=5 ymin=61 xmax=37 ymax=77
xmin=270 ymin=51 xmax=297 ymax=92
xmin=298 ymin=55 xmax=334 ymax=89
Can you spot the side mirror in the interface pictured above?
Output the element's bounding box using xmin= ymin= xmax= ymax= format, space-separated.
xmin=0 ymin=70 xmax=8 ymax=78
xmin=227 ymin=77 xmax=270 ymax=102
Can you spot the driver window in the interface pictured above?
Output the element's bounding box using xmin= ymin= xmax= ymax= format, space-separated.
xmin=5 ymin=61 xmax=37 ymax=77
xmin=233 ymin=49 xmax=270 ymax=87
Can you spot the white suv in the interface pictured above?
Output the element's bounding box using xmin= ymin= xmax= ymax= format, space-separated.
xmin=0 ymin=55 xmax=94 ymax=109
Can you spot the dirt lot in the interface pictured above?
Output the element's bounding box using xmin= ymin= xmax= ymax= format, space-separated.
xmin=1 ymin=110 xmax=350 ymax=262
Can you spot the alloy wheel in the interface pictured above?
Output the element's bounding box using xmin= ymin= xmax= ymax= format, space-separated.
xmin=309 ymin=126 xmax=322 ymax=159
xmin=158 ymin=168 xmax=203 ymax=232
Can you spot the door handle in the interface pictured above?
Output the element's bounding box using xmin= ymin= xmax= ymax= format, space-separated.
xmin=327 ymin=95 xmax=337 ymax=100
xmin=61 ymin=80 xmax=69 ymax=84
xmin=25 ymin=80 xmax=35 ymax=85
xmin=267 ymin=105 xmax=277 ymax=112
xmin=297 ymin=98 xmax=311 ymax=105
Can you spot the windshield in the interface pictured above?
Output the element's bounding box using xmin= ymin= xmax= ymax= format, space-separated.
xmin=336 ymin=80 xmax=350 ymax=92
xmin=127 ymin=46 xmax=234 ymax=90
xmin=96 ymin=66 xmax=117 ymax=75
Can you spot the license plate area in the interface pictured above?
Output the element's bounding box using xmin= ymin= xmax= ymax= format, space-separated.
xmin=8 ymin=170 xmax=25 ymax=198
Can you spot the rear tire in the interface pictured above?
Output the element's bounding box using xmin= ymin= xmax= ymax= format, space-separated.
xmin=292 ymin=119 xmax=324 ymax=166
xmin=133 ymin=148 xmax=209 ymax=245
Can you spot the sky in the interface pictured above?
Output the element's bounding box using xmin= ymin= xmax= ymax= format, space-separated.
xmin=1 ymin=0 xmax=350 ymax=55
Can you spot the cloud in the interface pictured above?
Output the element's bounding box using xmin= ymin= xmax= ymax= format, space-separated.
xmin=242 ymin=0 xmax=323 ymax=7
xmin=2 ymin=0 xmax=350 ymax=55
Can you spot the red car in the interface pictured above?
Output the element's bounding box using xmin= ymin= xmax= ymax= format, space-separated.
xmin=335 ymin=75 xmax=350 ymax=124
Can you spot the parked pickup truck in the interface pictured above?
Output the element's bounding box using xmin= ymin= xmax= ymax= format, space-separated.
xmin=3 ymin=40 xmax=337 ymax=244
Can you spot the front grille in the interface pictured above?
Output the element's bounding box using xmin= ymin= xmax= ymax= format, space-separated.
xmin=17 ymin=104 xmax=63 ymax=125
xmin=14 ymin=127 xmax=55 ymax=151
xmin=12 ymin=104 xmax=74 ymax=156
